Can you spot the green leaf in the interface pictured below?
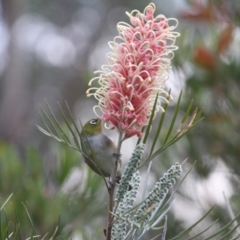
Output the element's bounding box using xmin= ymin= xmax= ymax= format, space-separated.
xmin=142 ymin=93 xmax=159 ymax=144
xmin=163 ymin=90 xmax=182 ymax=145
xmin=65 ymin=101 xmax=82 ymax=141
xmin=184 ymin=219 xmax=219 ymax=240
xmin=22 ymin=202 xmax=39 ymax=240
xmin=57 ymin=102 xmax=81 ymax=150
xmin=37 ymin=101 xmax=82 ymax=153
xmin=40 ymin=103 xmax=62 ymax=140
xmin=140 ymin=96 xmax=202 ymax=167
xmin=0 ymin=193 xmax=13 ymax=211
xmin=218 ymin=221 xmax=240 ymax=239
xmin=149 ymin=90 xmax=171 ymax=156
xmin=169 ymin=205 xmax=215 ymax=240
xmin=181 ymin=99 xmax=194 ymax=123
xmin=204 ymin=211 xmax=240 ymax=240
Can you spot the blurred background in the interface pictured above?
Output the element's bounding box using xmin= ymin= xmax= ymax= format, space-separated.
xmin=0 ymin=0 xmax=240 ymax=239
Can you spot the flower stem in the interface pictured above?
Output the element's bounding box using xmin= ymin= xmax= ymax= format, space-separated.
xmin=106 ymin=131 xmax=123 ymax=240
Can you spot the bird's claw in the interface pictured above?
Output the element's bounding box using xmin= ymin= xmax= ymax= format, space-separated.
xmin=113 ymin=152 xmax=122 ymax=158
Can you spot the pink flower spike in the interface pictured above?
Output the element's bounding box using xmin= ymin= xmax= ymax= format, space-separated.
xmin=87 ymin=3 xmax=180 ymax=139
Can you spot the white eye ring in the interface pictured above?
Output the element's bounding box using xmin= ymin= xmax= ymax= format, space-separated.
xmin=90 ymin=119 xmax=98 ymax=125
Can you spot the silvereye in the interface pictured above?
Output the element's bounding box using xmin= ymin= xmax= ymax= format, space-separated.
xmin=80 ymin=118 xmax=122 ymax=182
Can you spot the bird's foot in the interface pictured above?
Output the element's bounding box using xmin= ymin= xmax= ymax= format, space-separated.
xmin=113 ymin=152 xmax=122 ymax=158
xmin=116 ymin=175 xmax=121 ymax=184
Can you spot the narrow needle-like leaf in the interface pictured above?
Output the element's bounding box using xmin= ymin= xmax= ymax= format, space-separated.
xmin=149 ymin=90 xmax=171 ymax=156
xmin=204 ymin=211 xmax=240 ymax=240
xmin=44 ymin=101 xmax=73 ymax=145
xmin=42 ymin=102 xmax=63 ymax=139
xmin=57 ymin=102 xmax=80 ymax=150
xmin=163 ymin=90 xmax=182 ymax=146
xmin=170 ymin=205 xmax=215 ymax=240
xmin=143 ymin=93 xmax=159 ymax=144
xmin=218 ymin=222 xmax=240 ymax=240
xmin=39 ymin=108 xmax=58 ymax=138
xmin=185 ymin=219 xmax=219 ymax=240
xmin=181 ymin=99 xmax=194 ymax=123
xmin=21 ymin=202 xmax=39 ymax=240
xmin=0 ymin=193 xmax=13 ymax=211
xmin=65 ymin=101 xmax=82 ymax=139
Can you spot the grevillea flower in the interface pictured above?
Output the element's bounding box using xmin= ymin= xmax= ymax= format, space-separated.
xmin=87 ymin=3 xmax=179 ymax=139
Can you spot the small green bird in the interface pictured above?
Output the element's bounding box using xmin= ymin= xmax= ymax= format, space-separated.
xmin=80 ymin=118 xmax=122 ymax=182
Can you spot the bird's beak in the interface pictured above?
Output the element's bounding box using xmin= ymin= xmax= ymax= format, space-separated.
xmin=97 ymin=118 xmax=101 ymax=123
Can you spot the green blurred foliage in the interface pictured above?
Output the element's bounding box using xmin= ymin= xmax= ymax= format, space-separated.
xmin=176 ymin=0 xmax=240 ymax=182
xmin=0 ymin=0 xmax=240 ymax=239
xmin=0 ymin=142 xmax=109 ymax=238
xmin=166 ymin=0 xmax=240 ymax=238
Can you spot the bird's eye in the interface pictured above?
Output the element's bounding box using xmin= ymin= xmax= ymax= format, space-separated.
xmin=90 ymin=119 xmax=98 ymax=125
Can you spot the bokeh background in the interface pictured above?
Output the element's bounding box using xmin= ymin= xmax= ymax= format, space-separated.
xmin=0 ymin=0 xmax=240 ymax=239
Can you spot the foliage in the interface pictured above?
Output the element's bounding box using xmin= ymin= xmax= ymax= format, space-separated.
xmin=35 ymin=91 xmax=238 ymax=239
xmin=0 ymin=0 xmax=240 ymax=239
xmin=169 ymin=0 xmax=240 ymax=237
xmin=0 ymin=142 xmax=109 ymax=239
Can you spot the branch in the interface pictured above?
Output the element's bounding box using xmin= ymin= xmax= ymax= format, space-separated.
xmin=106 ymin=131 xmax=123 ymax=240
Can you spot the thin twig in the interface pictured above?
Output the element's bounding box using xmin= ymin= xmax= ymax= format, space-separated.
xmin=106 ymin=131 xmax=123 ymax=240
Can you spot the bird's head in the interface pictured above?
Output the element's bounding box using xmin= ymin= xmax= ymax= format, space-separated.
xmin=81 ymin=118 xmax=102 ymax=136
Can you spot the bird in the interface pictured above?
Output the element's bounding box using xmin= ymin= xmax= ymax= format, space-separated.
xmin=80 ymin=118 xmax=122 ymax=183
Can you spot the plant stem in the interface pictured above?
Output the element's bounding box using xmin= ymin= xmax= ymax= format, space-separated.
xmin=106 ymin=131 xmax=123 ymax=240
